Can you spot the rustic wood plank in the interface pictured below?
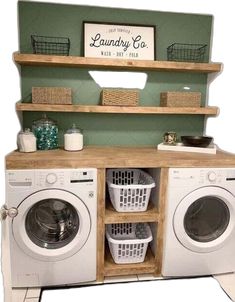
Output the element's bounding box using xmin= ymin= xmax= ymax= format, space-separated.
xmin=15 ymin=102 xmax=219 ymax=116
xmin=96 ymin=168 xmax=106 ymax=282
xmin=14 ymin=52 xmax=222 ymax=73
xmin=5 ymin=147 xmax=235 ymax=170
xmin=104 ymin=247 xmax=155 ymax=277
xmin=154 ymin=168 xmax=169 ymax=276
xmin=105 ymin=201 xmax=159 ymax=224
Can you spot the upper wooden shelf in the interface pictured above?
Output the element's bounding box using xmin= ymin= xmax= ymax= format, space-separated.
xmin=16 ymin=102 xmax=219 ymax=116
xmin=13 ymin=52 xmax=222 ymax=73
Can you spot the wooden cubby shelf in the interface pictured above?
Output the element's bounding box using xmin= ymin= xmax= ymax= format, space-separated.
xmin=104 ymin=247 xmax=156 ymax=277
xmin=105 ymin=201 xmax=159 ymax=224
xmin=14 ymin=52 xmax=222 ymax=73
xmin=15 ymin=102 xmax=219 ymax=116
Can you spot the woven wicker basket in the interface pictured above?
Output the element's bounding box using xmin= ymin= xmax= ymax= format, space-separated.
xmin=32 ymin=87 xmax=72 ymax=104
xmin=160 ymin=91 xmax=201 ymax=107
xmin=101 ymin=89 xmax=139 ymax=106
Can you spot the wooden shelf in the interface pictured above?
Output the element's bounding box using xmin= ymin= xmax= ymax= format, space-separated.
xmin=7 ymin=147 xmax=235 ymax=170
xmin=14 ymin=52 xmax=222 ymax=73
xmin=105 ymin=201 xmax=159 ymax=224
xmin=104 ymin=247 xmax=156 ymax=277
xmin=15 ymin=102 xmax=219 ymax=116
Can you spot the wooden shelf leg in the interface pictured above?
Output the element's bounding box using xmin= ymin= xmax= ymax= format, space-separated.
xmin=154 ymin=168 xmax=168 ymax=276
xmin=96 ymin=168 xmax=106 ymax=282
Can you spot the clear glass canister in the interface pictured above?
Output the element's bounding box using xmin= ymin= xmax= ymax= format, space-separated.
xmin=64 ymin=124 xmax=83 ymax=151
xmin=32 ymin=114 xmax=58 ymax=150
xmin=17 ymin=128 xmax=37 ymax=152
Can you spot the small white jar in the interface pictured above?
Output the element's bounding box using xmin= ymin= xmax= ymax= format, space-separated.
xmin=17 ymin=128 xmax=37 ymax=153
xmin=64 ymin=124 xmax=83 ymax=151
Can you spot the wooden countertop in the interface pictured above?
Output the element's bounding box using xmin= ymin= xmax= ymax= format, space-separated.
xmin=5 ymin=146 xmax=235 ymax=169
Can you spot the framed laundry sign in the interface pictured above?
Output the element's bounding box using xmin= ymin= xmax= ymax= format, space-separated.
xmin=83 ymin=22 xmax=156 ymax=60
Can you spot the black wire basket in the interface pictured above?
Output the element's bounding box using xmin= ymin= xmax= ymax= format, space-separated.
xmin=31 ymin=35 xmax=70 ymax=56
xmin=167 ymin=43 xmax=207 ymax=62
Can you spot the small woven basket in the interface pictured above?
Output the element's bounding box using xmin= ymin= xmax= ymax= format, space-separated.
xmin=101 ymin=89 xmax=139 ymax=106
xmin=160 ymin=91 xmax=201 ymax=107
xmin=32 ymin=87 xmax=72 ymax=104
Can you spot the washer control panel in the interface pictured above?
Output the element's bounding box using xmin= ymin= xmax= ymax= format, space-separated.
xmin=46 ymin=173 xmax=58 ymax=184
xmin=7 ymin=170 xmax=33 ymax=187
xmin=6 ymin=169 xmax=96 ymax=189
xmin=36 ymin=171 xmax=65 ymax=187
xmin=35 ymin=169 xmax=96 ymax=187
xmin=70 ymin=170 xmax=95 ymax=183
xmin=199 ymin=170 xmax=223 ymax=184
xmin=207 ymin=171 xmax=217 ymax=182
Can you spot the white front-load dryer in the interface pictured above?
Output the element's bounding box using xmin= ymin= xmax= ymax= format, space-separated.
xmin=162 ymin=168 xmax=235 ymax=277
xmin=4 ymin=168 xmax=97 ymax=287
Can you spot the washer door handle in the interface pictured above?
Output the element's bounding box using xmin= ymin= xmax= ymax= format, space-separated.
xmin=0 ymin=205 xmax=7 ymax=221
xmin=0 ymin=205 xmax=18 ymax=221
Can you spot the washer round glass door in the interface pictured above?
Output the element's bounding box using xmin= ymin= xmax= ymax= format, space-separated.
xmin=25 ymin=198 xmax=79 ymax=250
xmin=13 ymin=189 xmax=91 ymax=261
xmin=173 ymin=187 xmax=235 ymax=253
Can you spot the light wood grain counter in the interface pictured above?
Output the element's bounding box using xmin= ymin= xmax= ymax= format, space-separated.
xmin=5 ymin=146 xmax=235 ymax=169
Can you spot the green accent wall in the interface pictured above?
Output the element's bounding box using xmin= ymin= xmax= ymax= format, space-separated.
xmin=18 ymin=1 xmax=213 ymax=146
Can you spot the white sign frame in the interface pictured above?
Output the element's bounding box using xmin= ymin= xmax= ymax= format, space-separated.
xmin=83 ymin=22 xmax=156 ymax=60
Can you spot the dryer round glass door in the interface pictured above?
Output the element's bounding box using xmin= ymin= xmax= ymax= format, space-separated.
xmin=173 ymin=187 xmax=235 ymax=253
xmin=12 ymin=189 xmax=91 ymax=261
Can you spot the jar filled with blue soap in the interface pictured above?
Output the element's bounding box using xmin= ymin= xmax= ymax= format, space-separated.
xmin=32 ymin=114 xmax=58 ymax=150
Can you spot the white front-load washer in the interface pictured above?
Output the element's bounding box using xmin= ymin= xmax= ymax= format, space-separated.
xmin=162 ymin=168 xmax=235 ymax=277
xmin=4 ymin=168 xmax=97 ymax=287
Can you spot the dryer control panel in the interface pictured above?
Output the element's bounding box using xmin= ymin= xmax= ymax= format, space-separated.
xmin=169 ymin=168 xmax=235 ymax=187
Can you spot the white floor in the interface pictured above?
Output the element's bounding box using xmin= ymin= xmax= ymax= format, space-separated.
xmin=0 ymin=275 xmax=232 ymax=302
xmin=41 ymin=277 xmax=231 ymax=302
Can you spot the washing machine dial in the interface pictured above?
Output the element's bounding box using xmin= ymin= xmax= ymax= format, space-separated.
xmin=46 ymin=173 xmax=57 ymax=184
xmin=207 ymin=171 xmax=217 ymax=182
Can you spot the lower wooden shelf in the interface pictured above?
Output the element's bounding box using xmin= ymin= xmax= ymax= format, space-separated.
xmin=104 ymin=247 xmax=156 ymax=277
xmin=105 ymin=201 xmax=159 ymax=224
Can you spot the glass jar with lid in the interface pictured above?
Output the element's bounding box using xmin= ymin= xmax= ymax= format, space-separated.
xmin=64 ymin=124 xmax=83 ymax=151
xmin=17 ymin=128 xmax=37 ymax=152
xmin=32 ymin=114 xmax=58 ymax=150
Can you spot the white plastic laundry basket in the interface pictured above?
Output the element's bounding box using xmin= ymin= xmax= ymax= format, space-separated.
xmin=106 ymin=169 xmax=155 ymax=212
xmin=106 ymin=223 xmax=153 ymax=264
